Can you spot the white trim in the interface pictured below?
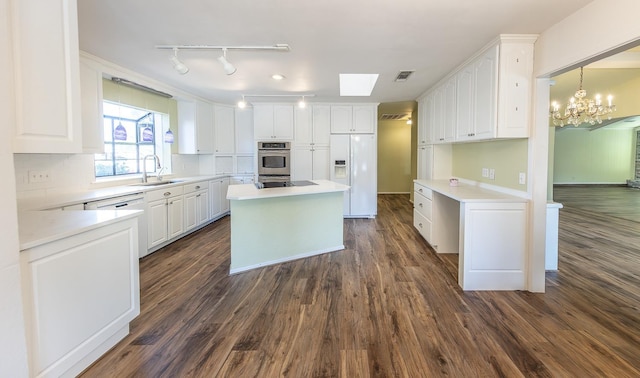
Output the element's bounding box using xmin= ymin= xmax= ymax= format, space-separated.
xmin=229 ymin=245 xmax=345 ymax=275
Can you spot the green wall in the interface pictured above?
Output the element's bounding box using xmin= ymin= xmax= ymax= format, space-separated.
xmin=378 ymin=120 xmax=412 ymax=193
xmin=553 ymin=128 xmax=635 ymax=184
xmin=452 ymin=139 xmax=528 ymax=190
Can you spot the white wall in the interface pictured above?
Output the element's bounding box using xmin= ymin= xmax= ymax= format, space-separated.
xmin=1 ymin=0 xmax=30 ymax=374
xmin=529 ymin=0 xmax=640 ymax=292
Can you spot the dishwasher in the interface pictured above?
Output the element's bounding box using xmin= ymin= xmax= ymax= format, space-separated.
xmin=84 ymin=193 xmax=148 ymax=258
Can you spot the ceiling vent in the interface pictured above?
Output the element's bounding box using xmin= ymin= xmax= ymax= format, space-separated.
xmin=394 ymin=70 xmax=414 ymax=82
xmin=379 ymin=113 xmax=410 ymax=121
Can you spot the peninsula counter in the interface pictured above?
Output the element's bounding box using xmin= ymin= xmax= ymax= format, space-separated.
xmin=226 ymin=180 xmax=349 ymax=274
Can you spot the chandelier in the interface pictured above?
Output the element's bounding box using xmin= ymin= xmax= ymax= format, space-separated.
xmin=549 ymin=67 xmax=616 ymax=127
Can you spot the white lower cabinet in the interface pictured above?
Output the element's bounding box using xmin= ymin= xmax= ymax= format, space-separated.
xmin=21 ymin=217 xmax=140 ymax=378
xmin=413 ymin=180 xmax=527 ymax=290
xmin=146 ymin=186 xmax=184 ymax=250
xmin=184 ymin=181 xmax=209 ymax=232
xmin=291 ymin=146 xmax=330 ymax=181
xmin=209 ymin=177 xmax=230 ymax=219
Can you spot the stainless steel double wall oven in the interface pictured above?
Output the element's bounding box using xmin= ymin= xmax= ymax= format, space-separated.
xmin=257 ymin=141 xmax=291 ymax=184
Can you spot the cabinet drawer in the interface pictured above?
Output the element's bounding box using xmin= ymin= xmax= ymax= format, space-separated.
xmin=146 ymin=185 xmax=184 ymax=202
xmin=413 ymin=209 xmax=432 ymax=242
xmin=413 ymin=184 xmax=432 ymax=200
xmin=414 ymin=191 xmax=432 ymax=220
xmin=183 ymin=181 xmax=207 ymax=194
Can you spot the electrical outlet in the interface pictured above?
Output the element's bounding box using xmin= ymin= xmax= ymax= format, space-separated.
xmin=482 ymin=168 xmax=489 ymax=178
xmin=489 ymin=168 xmax=495 ymax=180
xmin=519 ymin=172 xmax=526 ymax=185
xmin=28 ymin=170 xmax=51 ymax=183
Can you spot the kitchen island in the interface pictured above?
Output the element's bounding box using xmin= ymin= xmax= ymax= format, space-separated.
xmin=226 ymin=180 xmax=349 ymax=274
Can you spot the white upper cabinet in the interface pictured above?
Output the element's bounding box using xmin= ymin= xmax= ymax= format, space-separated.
xmin=12 ymin=0 xmax=82 ymax=153
xmin=330 ymin=105 xmax=376 ymax=134
xmin=422 ymin=34 xmax=536 ymax=144
xmin=253 ymin=104 xmax=294 ymax=140
xmin=235 ymin=107 xmax=254 ymax=154
xmin=214 ymin=105 xmax=235 ymax=154
xmin=295 ymin=105 xmax=331 ymax=146
xmin=178 ymin=100 xmax=214 ymax=154
xmin=79 ymin=57 xmax=104 ymax=153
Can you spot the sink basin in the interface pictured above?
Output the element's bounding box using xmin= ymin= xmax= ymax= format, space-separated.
xmin=130 ymin=180 xmax=184 ymax=187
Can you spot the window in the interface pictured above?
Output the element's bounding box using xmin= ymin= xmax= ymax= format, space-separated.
xmin=95 ymin=102 xmax=171 ymax=178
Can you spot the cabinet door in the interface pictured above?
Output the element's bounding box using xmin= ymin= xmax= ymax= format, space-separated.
xmin=214 ymin=105 xmax=235 ymax=154
xmin=433 ymin=88 xmax=445 ymax=143
xmin=253 ymin=105 xmax=275 ymax=139
xmin=417 ymin=145 xmax=434 ymax=180
xmin=330 ymin=106 xmax=352 ymax=134
xmin=312 ymin=105 xmax=331 ymax=146
xmin=473 ymin=47 xmax=498 ymax=140
xmin=183 ymin=192 xmax=198 ymax=232
xmin=417 ymin=98 xmax=427 ymax=145
xmin=12 ymin=0 xmax=82 ymax=153
xmin=220 ymin=178 xmax=230 ymax=213
xmin=456 ymin=66 xmax=474 ymax=141
xmin=497 ymin=43 xmax=532 ymax=138
xmin=80 ymin=59 xmax=104 ymax=153
xmin=443 ymin=77 xmax=457 ymax=142
xmin=312 ymin=147 xmax=330 ymax=180
xmin=195 ymin=101 xmax=215 ymax=153
xmin=147 ymin=199 xmax=168 ymax=249
xmin=353 ymin=105 xmax=375 ymax=133
xmin=235 ymin=108 xmax=254 ymax=153
xmin=294 ymin=106 xmax=313 ymax=145
xmin=292 ymin=147 xmax=313 ymax=181
xmin=425 ymin=94 xmax=436 ymax=144
xmin=196 ymin=190 xmax=209 ymax=226
xmin=209 ymin=180 xmax=222 ymax=218
xmin=167 ymin=196 xmax=184 ymax=239
xmin=273 ymin=105 xmax=294 ymax=139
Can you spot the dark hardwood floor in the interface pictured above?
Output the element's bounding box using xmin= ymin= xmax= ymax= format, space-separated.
xmin=80 ymin=193 xmax=640 ymax=377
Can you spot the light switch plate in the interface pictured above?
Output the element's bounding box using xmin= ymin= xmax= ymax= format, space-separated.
xmin=489 ymin=168 xmax=495 ymax=180
xmin=519 ymin=172 xmax=526 ymax=185
xmin=482 ymin=168 xmax=489 ymax=178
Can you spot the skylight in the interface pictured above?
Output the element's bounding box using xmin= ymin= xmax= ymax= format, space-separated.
xmin=339 ymin=74 xmax=379 ymax=96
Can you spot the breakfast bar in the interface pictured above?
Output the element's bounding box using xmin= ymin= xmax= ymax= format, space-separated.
xmin=226 ymin=180 xmax=349 ymax=274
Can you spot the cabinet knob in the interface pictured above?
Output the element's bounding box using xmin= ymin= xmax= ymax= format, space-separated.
xmin=195 ymin=185 xmax=200 ymax=190
xmin=418 ymin=223 xmax=423 ymax=228
xmin=419 ymin=188 xmax=423 ymax=192
xmin=164 ymin=192 xmax=171 ymax=196
xmin=419 ymin=203 xmax=423 ymax=207
xmin=196 ymin=194 xmax=201 ymax=198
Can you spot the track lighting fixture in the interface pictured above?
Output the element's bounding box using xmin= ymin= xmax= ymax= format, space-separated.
xmin=169 ymin=48 xmax=189 ymax=75
xmin=156 ymin=44 xmax=289 ymax=76
xmin=217 ymin=48 xmax=236 ymax=75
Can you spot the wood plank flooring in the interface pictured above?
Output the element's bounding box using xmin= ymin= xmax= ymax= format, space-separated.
xmin=80 ymin=193 xmax=640 ymax=377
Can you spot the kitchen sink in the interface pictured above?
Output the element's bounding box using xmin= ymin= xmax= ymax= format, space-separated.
xmin=130 ymin=180 xmax=184 ymax=187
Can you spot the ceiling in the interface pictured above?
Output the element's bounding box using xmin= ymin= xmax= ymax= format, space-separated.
xmin=78 ymin=0 xmax=595 ymax=110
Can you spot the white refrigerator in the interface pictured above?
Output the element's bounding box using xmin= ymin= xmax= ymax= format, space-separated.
xmin=330 ymin=134 xmax=377 ymax=218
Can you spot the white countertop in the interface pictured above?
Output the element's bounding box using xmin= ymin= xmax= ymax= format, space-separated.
xmin=414 ymin=179 xmax=528 ymax=203
xmin=19 ymin=209 xmax=142 ymax=250
xmin=227 ymin=180 xmax=349 ymax=200
xmin=17 ymin=175 xmax=225 ymax=211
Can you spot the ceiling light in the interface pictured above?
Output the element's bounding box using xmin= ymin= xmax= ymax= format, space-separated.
xmin=217 ymin=48 xmax=236 ymax=75
xmin=272 ymin=74 xmax=285 ymax=80
xmin=169 ymin=48 xmax=189 ymax=75
xmin=407 ymin=118 xmax=412 ymax=125
xmin=237 ymin=96 xmax=247 ymax=108
xmin=550 ymin=67 xmax=616 ymax=127
xmin=339 ymin=74 xmax=379 ymax=96
xmin=298 ymin=96 xmax=306 ymax=108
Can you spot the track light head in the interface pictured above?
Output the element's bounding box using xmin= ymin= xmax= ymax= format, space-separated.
xmin=298 ymin=96 xmax=306 ymax=108
xmin=218 ymin=48 xmax=237 ymax=75
xmin=170 ymin=48 xmax=189 ymax=75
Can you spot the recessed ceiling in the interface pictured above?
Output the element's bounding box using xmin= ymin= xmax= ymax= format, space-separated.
xmin=78 ymin=0 xmax=595 ymax=105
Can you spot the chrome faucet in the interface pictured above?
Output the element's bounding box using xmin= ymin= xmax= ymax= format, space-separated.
xmin=142 ymin=154 xmax=161 ymax=183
